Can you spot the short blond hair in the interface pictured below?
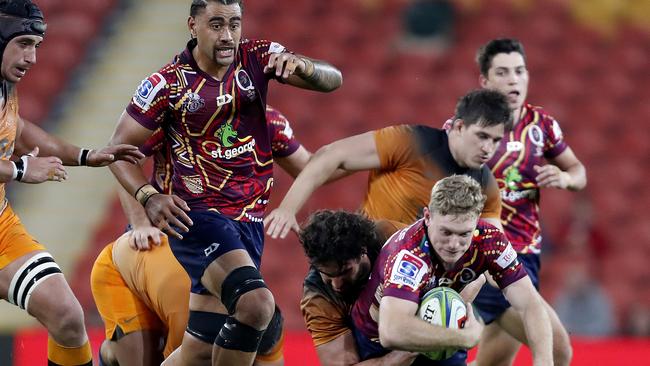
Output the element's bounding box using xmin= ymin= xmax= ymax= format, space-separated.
xmin=428 ymin=175 xmax=486 ymax=217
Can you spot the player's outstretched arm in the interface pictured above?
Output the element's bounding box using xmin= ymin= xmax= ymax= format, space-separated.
xmin=535 ymin=147 xmax=586 ymax=191
xmin=502 ymin=277 xmax=554 ymax=366
xmin=117 ymin=184 xmax=163 ymax=250
xmin=378 ymin=296 xmax=483 ymax=352
xmin=264 ymin=131 xmax=380 ymax=239
xmin=0 ymin=146 xmax=67 ymax=184
xmin=264 ymin=53 xmax=342 ymax=92
xmin=109 ymin=111 xmax=192 ymax=240
xmin=15 ymin=118 xmax=143 ymax=166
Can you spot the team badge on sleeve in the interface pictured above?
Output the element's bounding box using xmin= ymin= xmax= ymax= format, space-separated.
xmin=389 ymin=250 xmax=428 ymax=290
xmin=133 ymin=73 xmax=166 ymax=111
xmin=496 ymin=243 xmax=518 ymax=269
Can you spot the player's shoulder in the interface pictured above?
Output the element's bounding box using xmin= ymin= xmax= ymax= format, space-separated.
xmin=473 ymin=220 xmax=510 ymax=251
xmin=266 ymin=105 xmax=289 ymax=124
xmin=303 ymin=267 xmax=347 ymax=307
xmin=387 ymin=219 xmax=425 ymax=251
xmin=240 ymin=38 xmax=286 ymax=54
xmin=525 ymin=103 xmax=558 ymax=124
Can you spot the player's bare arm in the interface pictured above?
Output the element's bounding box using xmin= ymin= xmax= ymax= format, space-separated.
xmin=535 ymin=147 xmax=586 ymax=191
xmin=378 ymin=296 xmax=483 ymax=352
xmin=502 ymin=276 xmax=554 ymax=366
xmin=265 ymin=131 xmax=380 ymax=239
xmin=15 ymin=118 xmax=143 ymax=166
xmin=0 ymin=146 xmax=66 ymax=183
xmin=264 ymin=53 xmax=342 ymax=92
xmin=109 ymin=111 xmax=192 ymax=240
xmin=117 ymin=184 xmax=163 ymax=250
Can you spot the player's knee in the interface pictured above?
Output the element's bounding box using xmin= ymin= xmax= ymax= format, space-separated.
xmin=214 ymin=316 xmax=265 ymax=353
xmin=554 ymin=337 xmax=573 ymax=366
xmin=186 ymin=310 xmax=227 ymax=344
xmin=258 ymin=305 xmax=283 ymax=356
xmin=49 ymin=300 xmax=86 ymax=345
xmin=220 ymin=266 xmax=274 ymax=329
xmin=235 ymin=288 xmax=275 ymax=330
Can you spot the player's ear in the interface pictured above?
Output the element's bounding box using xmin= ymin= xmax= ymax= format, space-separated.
xmin=452 ymin=119 xmax=465 ymax=132
xmin=188 ymin=16 xmax=197 ymax=39
xmin=479 ymin=74 xmax=489 ymax=88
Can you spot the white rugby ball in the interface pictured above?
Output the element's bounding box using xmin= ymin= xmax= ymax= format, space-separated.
xmin=417 ymin=287 xmax=467 ymax=360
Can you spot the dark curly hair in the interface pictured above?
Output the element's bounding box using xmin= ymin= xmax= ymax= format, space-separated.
xmin=299 ymin=210 xmax=381 ymax=268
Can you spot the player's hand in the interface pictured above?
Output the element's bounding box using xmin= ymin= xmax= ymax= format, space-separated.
xmin=264 ymin=207 xmax=300 ymax=239
xmin=461 ymin=303 xmax=484 ymax=349
xmin=20 ymin=147 xmax=68 ymax=184
xmin=264 ymin=52 xmax=308 ymax=80
xmin=86 ymin=144 xmax=145 ymax=167
xmin=144 ymin=194 xmax=193 ymax=240
xmin=129 ymin=225 xmax=165 ymax=251
xmin=534 ymin=164 xmax=570 ymax=189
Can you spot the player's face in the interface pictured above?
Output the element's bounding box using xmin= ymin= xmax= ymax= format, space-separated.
xmin=1 ymin=35 xmax=41 ymax=83
xmin=480 ymin=52 xmax=529 ymax=111
xmin=316 ymin=255 xmax=372 ymax=297
xmin=452 ymin=120 xmax=504 ymax=169
xmin=424 ymin=208 xmax=478 ymax=267
xmin=190 ymin=2 xmax=242 ymax=69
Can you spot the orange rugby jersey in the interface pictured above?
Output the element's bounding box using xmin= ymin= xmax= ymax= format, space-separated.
xmin=361 ymin=125 xmax=501 ymax=224
xmin=0 ymin=83 xmax=19 ymax=208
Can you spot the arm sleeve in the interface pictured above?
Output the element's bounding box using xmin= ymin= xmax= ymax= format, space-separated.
xmin=268 ymin=107 xmax=301 ymax=158
xmin=125 ymin=70 xmax=173 ymax=130
xmin=542 ymin=115 xmax=569 ymax=159
xmin=300 ymin=287 xmax=350 ymax=347
xmin=374 ymin=125 xmax=416 ymax=171
xmin=480 ymin=168 xmax=502 ymax=219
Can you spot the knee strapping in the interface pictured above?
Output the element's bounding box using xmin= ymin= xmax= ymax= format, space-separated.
xmin=214 ymin=317 xmax=264 ymax=352
xmin=258 ymin=305 xmax=284 ymax=355
xmin=8 ymin=252 xmax=62 ymax=311
xmin=186 ymin=310 xmax=227 ymax=344
xmin=220 ymin=266 xmax=267 ymax=314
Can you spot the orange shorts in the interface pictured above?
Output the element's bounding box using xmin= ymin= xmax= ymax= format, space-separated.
xmin=0 ymin=204 xmax=46 ymax=270
xmin=90 ymin=241 xmax=164 ymax=342
xmin=256 ymin=330 xmax=285 ymax=363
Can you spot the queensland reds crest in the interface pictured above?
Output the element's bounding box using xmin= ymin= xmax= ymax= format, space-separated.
xmin=236 ymin=69 xmax=257 ymax=101
xmin=528 ymin=125 xmax=544 ymax=156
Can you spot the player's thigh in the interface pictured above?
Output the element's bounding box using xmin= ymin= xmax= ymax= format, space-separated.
xmin=475 ymin=321 xmax=521 ymax=366
xmin=201 ymin=248 xmax=257 ymax=296
xmin=113 ymin=330 xmax=165 ymax=366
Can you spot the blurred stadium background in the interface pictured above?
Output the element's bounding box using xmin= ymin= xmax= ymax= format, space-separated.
xmin=1 ymin=0 xmax=649 ymax=364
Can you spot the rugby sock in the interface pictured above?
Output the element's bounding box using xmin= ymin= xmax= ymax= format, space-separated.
xmin=47 ymin=337 xmax=92 ymax=366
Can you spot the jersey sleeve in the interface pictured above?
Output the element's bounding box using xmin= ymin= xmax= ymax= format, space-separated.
xmin=140 ymin=127 xmax=165 ymax=157
xmin=374 ymin=125 xmax=416 ymax=171
xmin=300 ymin=286 xmax=350 ymax=347
xmin=245 ymin=39 xmax=290 ymax=82
xmin=382 ymin=249 xmax=429 ymax=303
xmin=480 ymin=168 xmax=502 ymax=219
xmin=542 ymin=115 xmax=569 ymax=159
xmin=267 ymin=107 xmax=301 ymax=158
xmin=126 ymin=69 xmax=173 ymax=130
xmin=483 ymin=228 xmax=528 ymax=289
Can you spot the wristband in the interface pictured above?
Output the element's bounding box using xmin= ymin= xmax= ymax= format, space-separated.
xmin=78 ymin=148 xmax=92 ymax=166
xmin=14 ymin=157 xmax=27 ymax=181
xmin=135 ymin=184 xmax=159 ymax=207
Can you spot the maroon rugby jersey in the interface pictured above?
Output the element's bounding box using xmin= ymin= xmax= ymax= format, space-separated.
xmin=139 ymin=105 xmax=301 ymax=196
xmin=350 ymin=219 xmax=526 ymax=341
xmin=127 ymin=39 xmax=290 ymax=221
xmin=487 ymin=103 xmax=568 ymax=253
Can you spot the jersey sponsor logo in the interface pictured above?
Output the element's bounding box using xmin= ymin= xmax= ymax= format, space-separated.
xmin=134 ymin=73 xmax=166 ymax=111
xmin=503 ymin=166 xmax=522 ymax=188
xmin=500 ymin=188 xmax=537 ymax=202
xmin=182 ymin=92 xmax=205 ymax=113
xmin=506 ymin=141 xmax=523 ymax=152
xmin=268 ymin=42 xmax=286 ymax=54
xmin=210 ymin=138 xmax=256 ymax=160
xmin=182 ymin=175 xmax=204 ymax=194
xmin=389 ymin=250 xmax=428 ymax=290
xmin=496 ymin=243 xmax=518 ymax=269
xmin=216 ymin=93 xmax=233 ymax=107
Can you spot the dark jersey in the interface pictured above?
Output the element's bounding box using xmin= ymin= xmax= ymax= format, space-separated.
xmin=487 ymin=103 xmax=568 ymax=253
xmin=139 ymin=105 xmax=301 ymax=194
xmin=127 ymin=38 xmax=290 ymax=221
xmin=350 ymin=219 xmax=527 ymax=341
xmin=362 ymin=125 xmax=501 ymax=224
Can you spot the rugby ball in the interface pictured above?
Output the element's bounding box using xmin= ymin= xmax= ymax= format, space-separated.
xmin=417 ymin=287 xmax=467 ymax=360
